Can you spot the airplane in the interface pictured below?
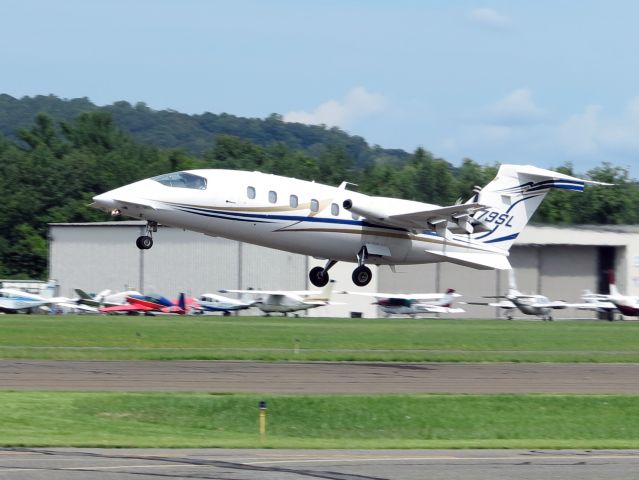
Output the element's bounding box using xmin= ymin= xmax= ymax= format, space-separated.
xmin=338 ymin=288 xmax=464 ymax=317
xmin=91 ymin=164 xmax=605 ymax=287
xmin=586 ymin=272 xmax=639 ymax=318
xmin=0 ymin=288 xmax=97 ymax=314
xmin=75 ymin=288 xmax=143 ymax=308
xmin=99 ymin=292 xmax=192 ymax=315
xmin=574 ymin=290 xmax=618 ymax=321
xmin=220 ymin=280 xmax=336 ymax=316
xmin=469 ymin=270 xmax=570 ymax=321
xmin=196 ymin=292 xmax=257 ymax=315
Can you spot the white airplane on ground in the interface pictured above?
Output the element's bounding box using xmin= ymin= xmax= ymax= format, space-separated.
xmin=580 ymin=273 xmax=639 ymax=319
xmin=338 ymin=288 xmax=464 ymax=317
xmin=574 ymin=290 xmax=618 ymax=321
xmin=470 ymin=271 xmax=571 ymax=321
xmin=92 ymin=165 xmax=604 ymax=287
xmin=197 ymin=292 xmax=257 ymax=315
xmin=220 ymin=281 xmax=336 ymax=316
xmin=0 ymin=288 xmax=96 ymax=314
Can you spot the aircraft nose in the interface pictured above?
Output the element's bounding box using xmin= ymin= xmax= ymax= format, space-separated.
xmin=91 ymin=191 xmax=117 ymax=213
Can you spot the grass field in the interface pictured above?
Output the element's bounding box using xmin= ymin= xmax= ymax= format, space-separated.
xmin=2 ymin=391 xmax=639 ymax=449
xmin=0 ymin=314 xmax=638 ymax=362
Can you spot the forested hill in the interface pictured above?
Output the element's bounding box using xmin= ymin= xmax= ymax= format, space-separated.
xmin=0 ymin=94 xmax=408 ymax=167
xmin=0 ymin=95 xmax=637 ymax=279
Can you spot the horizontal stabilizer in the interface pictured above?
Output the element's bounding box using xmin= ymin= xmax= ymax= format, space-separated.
xmin=426 ymin=250 xmax=511 ymax=270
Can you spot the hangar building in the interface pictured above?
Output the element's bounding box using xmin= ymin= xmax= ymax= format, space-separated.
xmin=49 ymin=222 xmax=638 ymax=319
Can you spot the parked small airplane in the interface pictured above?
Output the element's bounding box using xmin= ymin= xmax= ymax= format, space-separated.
xmin=0 ymin=288 xmax=96 ymax=314
xmin=75 ymin=288 xmax=143 ymax=308
xmin=574 ymin=290 xmax=618 ymax=320
xmin=339 ymin=288 xmax=464 ymax=317
xmin=593 ymin=273 xmax=639 ymax=318
xmin=470 ymin=271 xmax=570 ymax=321
xmin=220 ymin=281 xmax=336 ymax=316
xmin=92 ymin=165 xmax=604 ymax=287
xmin=99 ymin=293 xmax=191 ymax=315
xmin=197 ymin=292 xmax=257 ymax=315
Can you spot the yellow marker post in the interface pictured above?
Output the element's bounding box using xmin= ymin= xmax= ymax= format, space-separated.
xmin=259 ymin=400 xmax=267 ymax=441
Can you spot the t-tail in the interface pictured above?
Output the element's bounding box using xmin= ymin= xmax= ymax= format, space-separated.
xmin=468 ymin=165 xmax=607 ymax=251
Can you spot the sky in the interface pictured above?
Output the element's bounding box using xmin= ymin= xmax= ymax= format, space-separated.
xmin=3 ymin=0 xmax=639 ymax=175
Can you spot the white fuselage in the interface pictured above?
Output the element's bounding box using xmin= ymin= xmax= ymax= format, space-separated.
xmin=257 ymin=295 xmax=323 ymax=314
xmin=0 ymin=289 xmax=50 ymax=313
xmin=92 ymin=169 xmax=503 ymax=267
xmin=510 ymin=295 xmax=552 ymax=316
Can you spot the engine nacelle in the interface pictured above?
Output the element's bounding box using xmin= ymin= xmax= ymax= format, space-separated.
xmin=342 ymin=199 xmax=389 ymax=222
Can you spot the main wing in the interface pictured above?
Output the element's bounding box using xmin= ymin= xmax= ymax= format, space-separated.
xmin=99 ymin=304 xmax=154 ymax=313
xmin=220 ymin=289 xmax=320 ymax=296
xmin=343 ymin=198 xmax=490 ymax=238
xmin=467 ymin=300 xmax=517 ymax=309
xmin=386 ymin=202 xmax=489 ymax=234
xmin=339 ymin=291 xmax=448 ymax=301
xmin=418 ymin=305 xmax=465 ymax=314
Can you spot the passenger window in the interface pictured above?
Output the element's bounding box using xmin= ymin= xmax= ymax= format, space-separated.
xmin=290 ymin=194 xmax=298 ymax=208
xmin=310 ymin=199 xmax=319 ymax=212
xmin=331 ymin=203 xmax=339 ymax=216
xmin=247 ymin=186 xmax=256 ymax=199
xmin=269 ymin=191 xmax=277 ymax=204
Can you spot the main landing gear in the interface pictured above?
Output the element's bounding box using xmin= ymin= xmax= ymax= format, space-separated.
xmin=308 ymin=247 xmax=374 ymax=288
xmin=309 ymin=260 xmax=337 ymax=287
xmin=136 ymin=221 xmax=157 ymax=250
xmin=352 ymin=246 xmax=372 ymax=287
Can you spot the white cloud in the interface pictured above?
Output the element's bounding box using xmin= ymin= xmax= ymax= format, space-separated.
xmin=558 ymin=97 xmax=639 ymax=155
xmin=283 ymin=87 xmax=388 ymax=128
xmin=467 ymin=7 xmax=511 ymax=29
xmin=477 ymin=88 xmax=545 ymax=126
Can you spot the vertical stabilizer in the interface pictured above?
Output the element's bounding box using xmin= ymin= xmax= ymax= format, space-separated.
xmin=608 ymin=271 xmax=621 ymax=296
xmin=507 ymin=269 xmax=520 ymax=295
xmin=470 ymin=165 xmax=605 ymax=250
xmin=438 ymin=288 xmax=459 ymax=308
xmin=307 ymin=280 xmax=335 ymax=302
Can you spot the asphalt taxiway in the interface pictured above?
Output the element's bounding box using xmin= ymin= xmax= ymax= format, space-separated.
xmin=1 ymin=360 xmax=639 ymax=393
xmin=1 ymin=448 xmax=638 ymax=480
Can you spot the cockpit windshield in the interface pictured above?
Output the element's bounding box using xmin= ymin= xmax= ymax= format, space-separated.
xmin=152 ymin=172 xmax=207 ymax=190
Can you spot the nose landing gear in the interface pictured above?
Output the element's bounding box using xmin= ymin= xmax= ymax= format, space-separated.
xmin=136 ymin=221 xmax=157 ymax=250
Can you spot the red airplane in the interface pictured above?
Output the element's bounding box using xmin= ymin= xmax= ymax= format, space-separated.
xmin=99 ymin=293 xmax=196 ymax=315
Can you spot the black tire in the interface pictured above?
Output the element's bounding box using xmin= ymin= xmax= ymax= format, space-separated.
xmin=309 ymin=266 xmax=329 ymax=287
xmin=352 ymin=265 xmax=372 ymax=287
xmin=136 ymin=235 xmax=153 ymax=250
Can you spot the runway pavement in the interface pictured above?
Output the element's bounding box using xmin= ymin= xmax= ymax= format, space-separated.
xmin=1 ymin=360 xmax=639 ymax=393
xmin=1 ymin=448 xmax=638 ymax=480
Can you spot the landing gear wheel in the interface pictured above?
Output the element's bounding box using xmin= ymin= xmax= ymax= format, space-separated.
xmin=352 ymin=265 xmax=372 ymax=287
xmin=309 ymin=266 xmax=329 ymax=287
xmin=136 ymin=235 xmax=153 ymax=250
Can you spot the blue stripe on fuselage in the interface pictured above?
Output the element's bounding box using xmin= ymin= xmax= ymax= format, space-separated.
xmin=167 ymin=203 xmax=406 ymax=231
